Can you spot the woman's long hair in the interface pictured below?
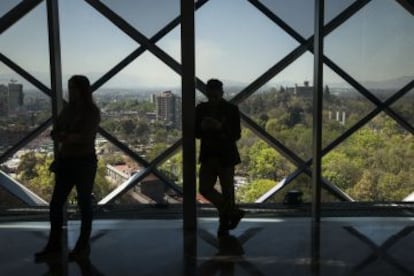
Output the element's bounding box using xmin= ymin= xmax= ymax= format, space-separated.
xmin=68 ymin=75 xmax=100 ymax=126
xmin=68 ymin=75 xmax=94 ymax=106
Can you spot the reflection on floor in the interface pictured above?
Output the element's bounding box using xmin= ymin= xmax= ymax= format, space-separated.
xmin=1 ymin=217 xmax=414 ymax=275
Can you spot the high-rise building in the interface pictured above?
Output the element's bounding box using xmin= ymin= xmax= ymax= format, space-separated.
xmin=8 ymin=81 xmax=23 ymax=114
xmin=154 ymin=91 xmax=181 ymax=129
xmin=0 ymin=85 xmax=8 ymax=116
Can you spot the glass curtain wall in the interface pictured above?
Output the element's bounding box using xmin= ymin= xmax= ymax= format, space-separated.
xmin=0 ymin=0 xmax=413 ymax=214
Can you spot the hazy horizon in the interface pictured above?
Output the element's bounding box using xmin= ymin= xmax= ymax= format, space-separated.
xmin=1 ymin=0 xmax=413 ymax=91
xmin=1 ymin=72 xmax=412 ymax=93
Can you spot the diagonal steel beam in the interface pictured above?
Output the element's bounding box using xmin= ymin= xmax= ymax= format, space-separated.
xmin=0 ymin=117 xmax=52 ymax=164
xmin=245 ymin=0 xmax=414 ymax=201
xmin=247 ymin=0 xmax=373 ymax=202
xmin=87 ymin=0 xmax=209 ymax=95
xmin=87 ymin=0 xmax=384 ymax=204
xmin=231 ymin=41 xmax=313 ymax=105
xmin=87 ymin=0 xmax=211 ymax=97
xmin=85 ymin=0 xmax=183 ymax=77
xmin=0 ymin=0 xmax=43 ymax=34
xmin=0 ymin=170 xmax=48 ymax=206
xmin=240 ymin=113 xmax=305 ymax=166
xmin=222 ymin=1 xmax=373 ymax=202
xmin=84 ymin=0 xmax=212 ymax=205
xmin=322 ymin=58 xmax=414 ymax=135
xmin=87 ymin=0 xmax=310 ymax=196
xmin=0 ymin=0 xmax=57 ymax=209
xmin=248 ymin=0 xmax=309 ymax=43
xmin=90 ymin=0 xmax=210 ymax=92
xmin=98 ymin=160 xmax=182 ymax=205
xmin=234 ymin=0 xmax=372 ymax=105
xmin=97 ymin=127 xmax=183 ymax=205
xmin=0 ymin=119 xmax=52 ymax=207
xmin=241 ymin=113 xmax=353 ymax=202
xmin=320 ymin=80 xmax=414 ymax=155
xmin=84 ymin=0 xmax=218 ymax=205
xmin=97 ymin=126 xmax=149 ymax=166
xmin=99 ymin=167 xmax=152 ymax=205
xmin=262 ymin=80 xmax=414 ymax=201
xmin=249 ymin=0 xmax=372 ymax=44
xmin=86 ymin=1 xmax=207 ymax=202
xmin=0 ymin=53 xmax=51 ymax=96
xmin=99 ymin=126 xmax=182 ymax=182
xmin=249 ymin=0 xmax=409 ymax=160
xmin=396 ymin=0 xmax=414 ymax=15
xmin=250 ymin=0 xmax=413 ymax=134
xmin=322 ymin=0 xmax=372 ymax=35
xmin=229 ymin=0 xmax=373 ymax=136
xmin=2 ymin=0 xmax=210 ymax=207
xmin=98 ymin=139 xmax=182 ymax=205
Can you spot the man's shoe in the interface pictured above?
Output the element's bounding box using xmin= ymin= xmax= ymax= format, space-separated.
xmin=69 ymin=243 xmax=90 ymax=260
xmin=228 ymin=209 xmax=245 ymax=230
xmin=217 ymin=219 xmax=230 ymax=237
xmin=217 ymin=226 xmax=230 ymax=237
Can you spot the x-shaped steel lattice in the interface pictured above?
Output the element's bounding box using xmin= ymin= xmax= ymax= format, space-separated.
xmin=198 ymin=227 xmax=265 ymax=275
xmin=0 ymin=0 xmax=413 ymax=206
xmin=344 ymin=225 xmax=414 ymax=275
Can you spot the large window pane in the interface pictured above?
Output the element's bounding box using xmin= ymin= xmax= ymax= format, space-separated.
xmin=0 ymin=0 xmax=23 ymax=17
xmin=195 ymin=0 xmax=299 ymax=84
xmin=0 ymin=1 xmax=50 ymax=87
xmin=258 ymin=0 xmax=315 ymax=38
xmin=101 ymin=0 xmax=180 ymax=38
xmin=95 ymin=137 xmax=148 ymax=205
xmin=325 ymin=0 xmax=356 ymax=24
xmin=0 ymin=185 xmax=27 ymax=208
xmin=59 ymin=0 xmax=137 ymax=85
xmin=325 ymin=0 xmax=414 ymax=100
xmin=322 ymin=114 xmax=414 ymax=202
xmin=0 ymin=71 xmax=51 ymax=157
xmin=239 ymin=53 xmax=314 ymax=160
xmin=0 ymin=128 xmax=52 ymax=205
xmin=96 ymin=52 xmax=181 ymax=163
xmin=235 ymin=128 xmax=297 ymax=204
xmin=322 ymin=65 xmax=377 ymax=148
xmin=390 ymin=88 xmax=414 ymax=129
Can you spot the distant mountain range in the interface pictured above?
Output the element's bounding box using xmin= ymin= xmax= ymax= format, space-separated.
xmin=1 ymin=72 xmax=412 ymax=92
xmin=358 ymin=76 xmax=413 ymax=90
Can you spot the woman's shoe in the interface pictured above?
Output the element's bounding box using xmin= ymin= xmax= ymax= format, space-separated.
xmin=34 ymin=246 xmax=62 ymax=261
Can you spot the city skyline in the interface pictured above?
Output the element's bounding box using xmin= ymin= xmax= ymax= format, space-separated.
xmin=1 ymin=0 xmax=413 ymax=90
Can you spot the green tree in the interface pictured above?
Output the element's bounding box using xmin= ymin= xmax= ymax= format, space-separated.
xmin=350 ymin=170 xmax=380 ymax=201
xmin=146 ymin=142 xmax=168 ymax=161
xmin=247 ymin=141 xmax=293 ymax=180
xmin=323 ymin=151 xmax=362 ymax=191
xmin=17 ymin=152 xmax=38 ymax=180
xmin=120 ymin=119 xmax=136 ymax=135
xmin=93 ymin=160 xmax=113 ymax=200
xmin=28 ymin=155 xmax=54 ymax=201
xmin=237 ymin=179 xmax=275 ymax=202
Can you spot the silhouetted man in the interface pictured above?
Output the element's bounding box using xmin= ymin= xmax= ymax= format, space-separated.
xmin=196 ymin=79 xmax=245 ymax=236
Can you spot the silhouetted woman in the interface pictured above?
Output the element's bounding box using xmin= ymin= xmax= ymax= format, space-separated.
xmin=35 ymin=75 xmax=100 ymax=260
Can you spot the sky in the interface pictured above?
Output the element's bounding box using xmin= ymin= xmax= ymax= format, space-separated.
xmin=0 ymin=0 xmax=413 ymax=91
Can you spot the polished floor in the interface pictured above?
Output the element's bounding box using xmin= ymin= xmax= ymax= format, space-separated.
xmin=1 ymin=215 xmax=414 ymax=275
